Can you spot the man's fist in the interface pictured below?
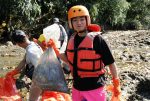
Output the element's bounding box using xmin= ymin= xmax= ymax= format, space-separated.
xmin=112 ymin=78 xmax=121 ymax=97
xmin=6 ymin=69 xmax=19 ymax=77
xmin=47 ymin=39 xmax=60 ymax=56
xmin=47 ymin=39 xmax=55 ymax=47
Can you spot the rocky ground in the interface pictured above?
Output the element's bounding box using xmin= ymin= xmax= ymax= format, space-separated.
xmin=0 ymin=30 xmax=150 ymax=101
xmin=103 ymin=30 xmax=150 ymax=101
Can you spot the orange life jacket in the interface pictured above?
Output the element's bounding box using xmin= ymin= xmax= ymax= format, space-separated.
xmin=67 ymin=32 xmax=105 ymax=78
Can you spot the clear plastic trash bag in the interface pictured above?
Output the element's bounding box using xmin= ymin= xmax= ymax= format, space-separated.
xmin=43 ymin=23 xmax=61 ymax=48
xmin=32 ymin=48 xmax=69 ymax=93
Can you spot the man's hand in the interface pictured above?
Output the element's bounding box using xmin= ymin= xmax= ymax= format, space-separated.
xmin=6 ymin=69 xmax=19 ymax=77
xmin=36 ymin=40 xmax=47 ymax=51
xmin=112 ymin=78 xmax=121 ymax=97
xmin=47 ymin=39 xmax=60 ymax=56
xmin=47 ymin=39 xmax=55 ymax=47
xmin=33 ymin=38 xmax=38 ymax=43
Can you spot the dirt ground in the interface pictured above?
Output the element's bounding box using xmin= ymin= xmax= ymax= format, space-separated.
xmin=0 ymin=30 xmax=150 ymax=101
xmin=103 ymin=30 xmax=150 ymax=101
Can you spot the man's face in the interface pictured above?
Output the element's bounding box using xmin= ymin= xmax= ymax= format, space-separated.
xmin=72 ymin=16 xmax=87 ymax=32
xmin=16 ymin=43 xmax=23 ymax=48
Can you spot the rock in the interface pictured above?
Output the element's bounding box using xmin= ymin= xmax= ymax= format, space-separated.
xmin=6 ymin=41 xmax=13 ymax=47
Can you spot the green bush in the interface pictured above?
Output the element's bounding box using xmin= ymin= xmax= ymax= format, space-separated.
xmin=124 ymin=19 xmax=142 ymax=30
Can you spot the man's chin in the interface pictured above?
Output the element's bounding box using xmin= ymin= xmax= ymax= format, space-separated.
xmin=77 ymin=29 xmax=86 ymax=33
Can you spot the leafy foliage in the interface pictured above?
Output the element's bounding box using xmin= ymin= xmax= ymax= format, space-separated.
xmin=90 ymin=0 xmax=130 ymax=29
xmin=10 ymin=0 xmax=41 ymax=30
xmin=0 ymin=0 xmax=149 ymax=41
xmin=125 ymin=0 xmax=150 ymax=29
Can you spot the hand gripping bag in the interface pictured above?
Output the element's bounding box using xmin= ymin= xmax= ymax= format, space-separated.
xmin=32 ymin=48 xmax=69 ymax=93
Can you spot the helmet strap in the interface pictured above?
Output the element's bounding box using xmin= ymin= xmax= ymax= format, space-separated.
xmin=77 ymin=30 xmax=88 ymax=37
xmin=85 ymin=17 xmax=88 ymax=27
xmin=78 ymin=29 xmax=87 ymax=33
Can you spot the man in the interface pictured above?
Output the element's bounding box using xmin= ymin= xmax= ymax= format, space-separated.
xmin=53 ymin=17 xmax=68 ymax=53
xmin=38 ymin=17 xmax=68 ymax=53
xmin=6 ymin=30 xmax=71 ymax=101
xmin=38 ymin=18 xmax=70 ymax=74
xmin=6 ymin=30 xmax=43 ymax=80
xmin=53 ymin=17 xmax=70 ymax=74
xmin=50 ymin=5 xmax=121 ymax=101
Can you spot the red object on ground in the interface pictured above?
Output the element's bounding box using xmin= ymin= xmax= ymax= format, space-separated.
xmin=42 ymin=91 xmax=72 ymax=101
xmin=0 ymin=76 xmax=21 ymax=101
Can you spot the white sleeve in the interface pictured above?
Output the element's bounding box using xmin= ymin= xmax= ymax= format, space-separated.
xmin=26 ymin=51 xmax=41 ymax=68
xmin=59 ymin=25 xmax=68 ymax=53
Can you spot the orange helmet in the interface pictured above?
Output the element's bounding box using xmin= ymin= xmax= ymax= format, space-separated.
xmin=68 ymin=5 xmax=91 ymax=29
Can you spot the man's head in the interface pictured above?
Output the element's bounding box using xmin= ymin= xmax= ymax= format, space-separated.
xmin=11 ymin=30 xmax=26 ymax=44
xmin=68 ymin=5 xmax=91 ymax=32
xmin=11 ymin=30 xmax=29 ymax=48
xmin=53 ymin=18 xmax=60 ymax=23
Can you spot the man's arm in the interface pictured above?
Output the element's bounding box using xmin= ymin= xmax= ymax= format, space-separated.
xmin=29 ymin=81 xmax=42 ymax=101
xmin=94 ymin=35 xmax=121 ymax=97
xmin=58 ymin=53 xmax=69 ymax=64
xmin=48 ymin=39 xmax=69 ymax=64
xmin=6 ymin=55 xmax=26 ymax=77
xmin=109 ymin=62 xmax=121 ymax=97
xmin=59 ymin=25 xmax=68 ymax=53
xmin=15 ymin=55 xmax=26 ymax=71
xmin=108 ymin=63 xmax=119 ymax=79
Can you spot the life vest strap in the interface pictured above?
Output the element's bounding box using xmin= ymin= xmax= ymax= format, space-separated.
xmin=78 ymin=69 xmax=105 ymax=78
xmin=68 ymin=60 xmax=73 ymax=66
xmin=78 ymin=67 xmax=103 ymax=71
xmin=67 ymin=49 xmax=74 ymax=52
xmin=78 ymin=47 xmax=93 ymax=51
xmin=80 ymin=57 xmax=101 ymax=61
xmin=67 ymin=47 xmax=94 ymax=52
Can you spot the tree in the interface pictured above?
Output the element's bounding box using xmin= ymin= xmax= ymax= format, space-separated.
xmin=125 ymin=0 xmax=150 ymax=29
xmin=89 ymin=0 xmax=130 ymax=30
xmin=0 ymin=0 xmax=149 ymax=41
xmin=0 ymin=0 xmax=41 ymax=32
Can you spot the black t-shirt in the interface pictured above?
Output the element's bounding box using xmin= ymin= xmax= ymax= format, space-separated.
xmin=72 ymin=33 xmax=115 ymax=91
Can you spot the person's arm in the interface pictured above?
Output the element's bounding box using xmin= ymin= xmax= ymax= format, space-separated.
xmin=6 ymin=55 xmax=26 ymax=77
xmin=48 ymin=39 xmax=69 ymax=64
xmin=29 ymin=81 xmax=42 ymax=101
xmin=27 ymin=49 xmax=42 ymax=68
xmin=108 ymin=63 xmax=118 ymax=79
xmin=94 ymin=35 xmax=121 ymax=97
xmin=15 ymin=55 xmax=26 ymax=71
xmin=109 ymin=63 xmax=121 ymax=97
xmin=57 ymin=53 xmax=69 ymax=64
xmin=59 ymin=25 xmax=68 ymax=53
